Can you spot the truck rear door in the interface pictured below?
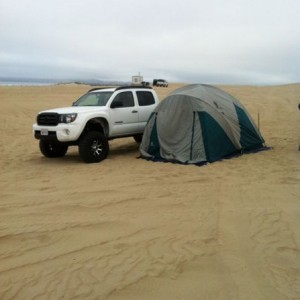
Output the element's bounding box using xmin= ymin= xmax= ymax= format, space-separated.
xmin=135 ymin=91 xmax=157 ymax=131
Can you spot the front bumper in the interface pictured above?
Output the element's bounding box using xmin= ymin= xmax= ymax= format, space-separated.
xmin=32 ymin=123 xmax=82 ymax=142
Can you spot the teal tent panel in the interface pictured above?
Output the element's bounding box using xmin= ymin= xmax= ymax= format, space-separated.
xmin=146 ymin=114 xmax=161 ymax=158
xmin=189 ymin=112 xmax=196 ymax=160
xmin=198 ymin=112 xmax=237 ymax=162
xmin=234 ymin=104 xmax=264 ymax=150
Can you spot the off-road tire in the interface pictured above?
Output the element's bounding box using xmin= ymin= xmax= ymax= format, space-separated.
xmin=39 ymin=140 xmax=68 ymax=158
xmin=79 ymin=131 xmax=109 ymax=163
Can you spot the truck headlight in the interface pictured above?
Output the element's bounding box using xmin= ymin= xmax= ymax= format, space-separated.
xmin=60 ymin=113 xmax=77 ymax=123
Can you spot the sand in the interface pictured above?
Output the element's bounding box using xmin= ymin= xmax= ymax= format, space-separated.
xmin=0 ymin=83 xmax=299 ymax=299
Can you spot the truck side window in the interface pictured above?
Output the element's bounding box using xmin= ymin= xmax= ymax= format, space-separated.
xmin=136 ymin=91 xmax=155 ymax=106
xmin=112 ymin=92 xmax=134 ymax=107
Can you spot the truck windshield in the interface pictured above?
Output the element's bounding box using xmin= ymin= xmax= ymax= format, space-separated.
xmin=73 ymin=92 xmax=113 ymax=106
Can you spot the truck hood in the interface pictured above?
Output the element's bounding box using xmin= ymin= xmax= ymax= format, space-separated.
xmin=39 ymin=106 xmax=108 ymax=114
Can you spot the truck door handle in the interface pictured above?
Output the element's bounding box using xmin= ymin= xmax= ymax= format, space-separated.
xmin=132 ymin=110 xmax=138 ymax=113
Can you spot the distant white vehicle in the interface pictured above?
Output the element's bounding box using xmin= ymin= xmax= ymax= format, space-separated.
xmin=33 ymin=86 xmax=159 ymax=163
xmin=153 ymin=79 xmax=168 ymax=87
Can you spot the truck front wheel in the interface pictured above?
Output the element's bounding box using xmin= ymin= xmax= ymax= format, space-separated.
xmin=39 ymin=140 xmax=68 ymax=158
xmin=79 ymin=131 xmax=109 ymax=163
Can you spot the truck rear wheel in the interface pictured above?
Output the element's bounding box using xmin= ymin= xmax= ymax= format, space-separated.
xmin=39 ymin=140 xmax=68 ymax=158
xmin=79 ymin=131 xmax=109 ymax=163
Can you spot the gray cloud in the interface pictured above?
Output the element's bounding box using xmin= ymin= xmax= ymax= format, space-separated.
xmin=1 ymin=0 xmax=300 ymax=84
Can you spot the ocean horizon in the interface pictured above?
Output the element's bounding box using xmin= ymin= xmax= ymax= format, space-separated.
xmin=0 ymin=78 xmax=131 ymax=87
xmin=0 ymin=80 xmax=56 ymax=86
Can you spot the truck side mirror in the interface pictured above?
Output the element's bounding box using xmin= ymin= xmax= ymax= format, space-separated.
xmin=111 ymin=101 xmax=123 ymax=108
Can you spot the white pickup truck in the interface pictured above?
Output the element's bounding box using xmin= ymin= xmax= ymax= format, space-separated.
xmin=33 ymin=86 xmax=159 ymax=163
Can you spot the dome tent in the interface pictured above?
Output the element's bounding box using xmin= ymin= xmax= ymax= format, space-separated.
xmin=140 ymin=84 xmax=265 ymax=164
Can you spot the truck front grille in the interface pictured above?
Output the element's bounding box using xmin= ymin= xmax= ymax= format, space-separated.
xmin=37 ymin=113 xmax=59 ymax=126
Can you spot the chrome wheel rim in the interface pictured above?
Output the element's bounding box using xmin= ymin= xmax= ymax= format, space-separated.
xmin=91 ymin=139 xmax=103 ymax=157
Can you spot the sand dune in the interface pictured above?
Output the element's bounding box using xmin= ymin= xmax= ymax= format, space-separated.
xmin=0 ymin=83 xmax=299 ymax=299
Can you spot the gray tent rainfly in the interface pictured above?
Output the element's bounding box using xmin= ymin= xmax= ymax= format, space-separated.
xmin=139 ymin=84 xmax=265 ymax=165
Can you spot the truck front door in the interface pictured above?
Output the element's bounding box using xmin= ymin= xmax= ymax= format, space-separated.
xmin=110 ymin=91 xmax=139 ymax=136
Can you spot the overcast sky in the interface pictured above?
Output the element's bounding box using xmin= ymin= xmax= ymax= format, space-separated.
xmin=1 ymin=0 xmax=300 ymax=84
